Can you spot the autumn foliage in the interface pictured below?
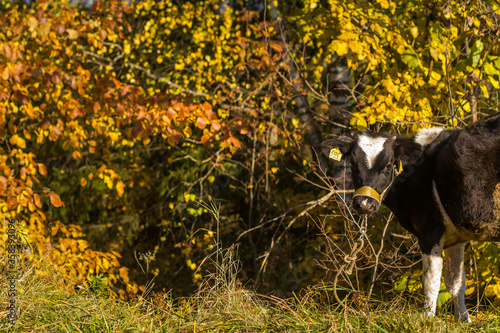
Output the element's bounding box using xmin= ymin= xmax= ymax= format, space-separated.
xmin=1 ymin=0 xmax=500 ymax=310
xmin=0 ymin=0 xmax=223 ymax=297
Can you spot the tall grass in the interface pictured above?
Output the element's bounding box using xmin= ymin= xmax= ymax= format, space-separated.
xmin=0 ymin=199 xmax=499 ymax=332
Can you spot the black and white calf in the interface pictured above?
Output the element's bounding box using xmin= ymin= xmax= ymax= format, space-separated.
xmin=321 ymin=113 xmax=500 ymax=321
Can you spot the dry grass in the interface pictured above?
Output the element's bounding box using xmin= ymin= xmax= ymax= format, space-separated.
xmin=0 ymin=244 xmax=499 ymax=332
xmin=1 ymin=197 xmax=499 ymax=332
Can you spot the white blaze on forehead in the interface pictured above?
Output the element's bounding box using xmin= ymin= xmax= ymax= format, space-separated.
xmin=357 ymin=134 xmax=388 ymax=169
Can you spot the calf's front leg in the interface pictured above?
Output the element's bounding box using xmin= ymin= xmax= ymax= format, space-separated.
xmin=444 ymin=243 xmax=470 ymax=322
xmin=421 ymin=244 xmax=443 ymax=317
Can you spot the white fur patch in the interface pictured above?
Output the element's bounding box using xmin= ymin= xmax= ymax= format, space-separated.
xmin=422 ymin=244 xmax=443 ymax=316
xmin=432 ymin=181 xmax=471 ymax=322
xmin=415 ymin=127 xmax=444 ymax=146
xmin=358 ymin=135 xmax=388 ymax=169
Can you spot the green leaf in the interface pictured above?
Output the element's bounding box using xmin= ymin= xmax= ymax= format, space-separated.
xmin=401 ymin=50 xmax=419 ymax=69
xmin=470 ymin=39 xmax=484 ymax=67
xmin=394 ymin=275 xmax=408 ymax=292
xmin=437 ymin=290 xmax=451 ymax=307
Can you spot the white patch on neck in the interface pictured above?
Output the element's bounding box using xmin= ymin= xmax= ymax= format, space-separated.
xmin=357 ymin=134 xmax=388 ymax=169
xmin=415 ymin=127 xmax=444 ymax=146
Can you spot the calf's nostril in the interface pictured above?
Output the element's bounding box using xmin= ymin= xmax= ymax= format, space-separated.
xmin=360 ymin=199 xmax=371 ymax=211
xmin=355 ymin=197 xmax=377 ymax=214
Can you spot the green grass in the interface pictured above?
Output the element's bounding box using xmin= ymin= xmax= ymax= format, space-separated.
xmin=1 ymin=249 xmax=500 ymax=333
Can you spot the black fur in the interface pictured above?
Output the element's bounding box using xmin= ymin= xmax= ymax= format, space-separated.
xmin=322 ymin=113 xmax=500 ymax=253
xmin=320 ymin=138 xmax=353 ymax=161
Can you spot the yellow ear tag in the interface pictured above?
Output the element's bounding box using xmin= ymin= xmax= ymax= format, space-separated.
xmin=329 ymin=148 xmax=342 ymax=161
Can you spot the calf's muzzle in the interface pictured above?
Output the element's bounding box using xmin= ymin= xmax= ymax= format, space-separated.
xmin=352 ymin=186 xmax=381 ymax=214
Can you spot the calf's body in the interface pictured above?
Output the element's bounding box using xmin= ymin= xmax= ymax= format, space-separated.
xmin=321 ymin=113 xmax=500 ymax=321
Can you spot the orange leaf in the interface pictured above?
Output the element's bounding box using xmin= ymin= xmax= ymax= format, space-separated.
xmin=166 ymin=108 xmax=176 ymax=120
xmin=72 ymin=150 xmax=82 ymax=160
xmin=34 ymin=193 xmax=42 ymax=208
xmin=229 ymin=137 xmax=241 ymax=148
xmin=7 ymin=196 xmax=17 ymax=210
xmin=100 ymin=29 xmax=108 ymax=40
xmin=196 ymin=117 xmax=206 ymax=129
xmin=116 ymin=181 xmax=125 ymax=197
xmin=203 ymin=101 xmax=212 ymax=112
xmin=38 ymin=164 xmax=47 ymax=176
xmin=119 ymin=267 xmax=130 ymax=284
xmin=51 ymin=72 xmax=61 ymax=84
xmin=211 ymin=121 xmax=221 ymax=131
xmin=41 ymin=117 xmax=51 ymax=129
xmin=49 ymin=192 xmax=64 ymax=207
xmin=201 ymin=134 xmax=210 ymax=146
xmin=205 ymin=109 xmax=214 ymax=120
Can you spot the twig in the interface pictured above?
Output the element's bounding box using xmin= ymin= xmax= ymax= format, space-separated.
xmin=253 ymin=191 xmax=335 ymax=283
xmin=126 ymin=63 xmax=207 ymax=97
xmin=367 ymin=213 xmax=393 ymax=299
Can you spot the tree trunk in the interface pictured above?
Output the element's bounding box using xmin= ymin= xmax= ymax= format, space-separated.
xmin=268 ymin=3 xmax=329 ymax=172
xmin=326 ymin=55 xmax=352 ymax=194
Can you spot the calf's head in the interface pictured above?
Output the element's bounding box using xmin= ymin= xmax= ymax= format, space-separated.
xmin=321 ymin=133 xmax=422 ymax=215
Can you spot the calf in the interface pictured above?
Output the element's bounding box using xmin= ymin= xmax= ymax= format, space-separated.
xmin=321 ymin=113 xmax=500 ymax=321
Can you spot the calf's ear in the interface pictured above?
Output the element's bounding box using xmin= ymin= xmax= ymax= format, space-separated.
xmin=320 ymin=139 xmax=353 ymax=161
xmin=394 ymin=137 xmax=422 ymax=163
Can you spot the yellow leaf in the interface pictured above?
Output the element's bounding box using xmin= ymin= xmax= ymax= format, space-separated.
xmin=102 ymin=258 xmax=109 ymax=270
xmin=109 ymin=132 xmax=120 ymax=143
xmin=379 ymin=0 xmax=389 ymax=9
xmin=331 ymin=40 xmax=349 ymax=56
xmin=67 ymin=29 xmax=79 ymax=40
xmin=38 ymin=22 xmax=51 ymax=37
xmin=28 ymin=17 xmax=38 ymax=32
xmin=480 ymin=84 xmax=489 ymax=99
xmin=104 ymin=176 xmax=113 ymax=189
xmin=9 ymin=134 xmax=18 ymax=146
xmin=16 ymin=136 xmax=26 ymax=148
xmin=410 ymin=27 xmax=418 ymax=39
xmin=350 ymin=113 xmax=368 ymax=130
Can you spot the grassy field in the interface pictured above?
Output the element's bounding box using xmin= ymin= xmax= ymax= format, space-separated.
xmin=1 ymin=246 xmax=500 ymax=333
